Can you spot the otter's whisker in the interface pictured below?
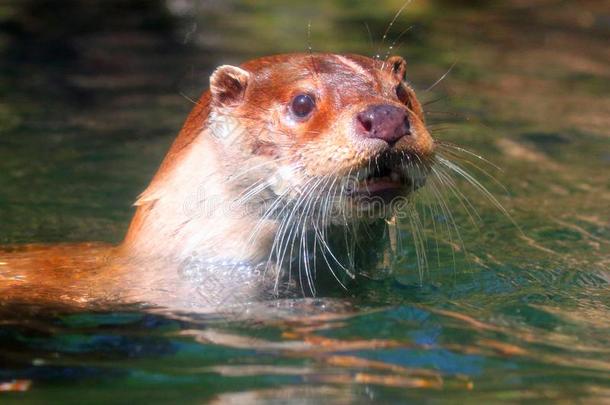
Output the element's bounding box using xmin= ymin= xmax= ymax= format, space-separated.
xmin=436 ymin=148 xmax=509 ymax=194
xmin=245 ymin=167 xmax=302 ymax=250
xmin=382 ymin=25 xmax=414 ymax=63
xmin=436 ymin=141 xmax=502 ymax=171
xmin=427 ymin=181 xmax=460 ymax=270
xmin=313 ymin=224 xmax=349 ymax=290
xmin=276 ymin=174 xmax=329 ymax=294
xmin=424 ymin=61 xmax=457 ymax=93
xmin=333 ymin=168 xmax=359 ymax=277
xmin=228 ymin=155 xmax=294 ymax=183
xmin=273 ymin=176 xmax=319 ymax=278
xmin=315 ymin=171 xmax=353 ymax=276
xmin=426 ymin=172 xmax=466 ymax=266
xmin=299 ymin=173 xmax=336 ymax=294
xmin=419 ymin=190 xmax=443 ymax=268
xmin=378 ymin=0 xmax=413 ymax=64
xmin=423 ymin=95 xmax=447 ymax=107
xmin=235 ymin=180 xmax=270 ymax=205
xmin=407 ymin=203 xmax=429 ymax=282
xmin=433 ymin=165 xmax=482 ymax=227
xmin=437 ymin=156 xmax=520 ymax=231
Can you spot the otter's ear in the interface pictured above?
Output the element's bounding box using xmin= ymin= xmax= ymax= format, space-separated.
xmin=210 ymin=65 xmax=250 ymax=107
xmin=386 ymin=56 xmax=407 ymax=81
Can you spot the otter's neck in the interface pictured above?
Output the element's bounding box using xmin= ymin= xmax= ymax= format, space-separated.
xmin=121 ymin=97 xmax=278 ymax=264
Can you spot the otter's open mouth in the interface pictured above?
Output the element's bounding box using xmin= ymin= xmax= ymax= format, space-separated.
xmin=357 ymin=165 xmax=406 ymax=197
xmin=348 ymin=160 xmax=408 ymax=201
xmin=346 ymin=153 xmax=428 ymax=202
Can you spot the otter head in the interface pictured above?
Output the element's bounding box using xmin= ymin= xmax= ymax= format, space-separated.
xmin=124 ymin=53 xmax=435 ymax=267
xmin=208 ymin=53 xmax=434 ymax=222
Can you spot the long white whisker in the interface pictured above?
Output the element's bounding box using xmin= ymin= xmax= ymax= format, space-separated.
xmin=378 ymin=0 xmax=412 ymax=65
xmin=437 ymin=156 xmax=522 ymax=233
xmin=424 ymin=61 xmax=457 ymax=92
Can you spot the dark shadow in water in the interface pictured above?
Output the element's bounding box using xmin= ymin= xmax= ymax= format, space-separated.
xmin=0 ymin=0 xmax=215 ymax=120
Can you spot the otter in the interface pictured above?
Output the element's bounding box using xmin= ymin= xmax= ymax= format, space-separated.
xmin=0 ymin=53 xmax=434 ymax=310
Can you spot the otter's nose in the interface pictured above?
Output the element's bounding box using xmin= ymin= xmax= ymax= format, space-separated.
xmin=356 ymin=104 xmax=411 ymax=146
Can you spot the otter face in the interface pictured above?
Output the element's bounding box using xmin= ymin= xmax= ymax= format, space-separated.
xmin=208 ymin=53 xmax=434 ymax=219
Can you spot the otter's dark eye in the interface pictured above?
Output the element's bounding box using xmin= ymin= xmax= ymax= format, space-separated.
xmin=291 ymin=94 xmax=315 ymax=119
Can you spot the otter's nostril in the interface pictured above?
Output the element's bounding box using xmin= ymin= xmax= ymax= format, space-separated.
xmin=358 ymin=114 xmax=373 ymax=132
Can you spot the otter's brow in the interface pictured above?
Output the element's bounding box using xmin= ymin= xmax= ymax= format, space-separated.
xmin=333 ymin=55 xmax=375 ymax=82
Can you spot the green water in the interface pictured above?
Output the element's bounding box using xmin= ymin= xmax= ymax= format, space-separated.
xmin=1 ymin=0 xmax=609 ymax=402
